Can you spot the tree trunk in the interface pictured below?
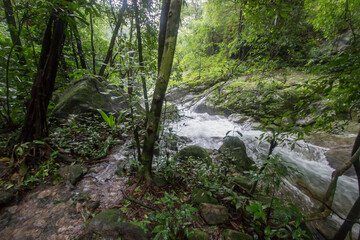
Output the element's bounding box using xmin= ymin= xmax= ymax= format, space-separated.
xmin=158 ymin=0 xmax=171 ymax=71
xmin=20 ymin=9 xmax=66 ymax=143
xmin=90 ymin=0 xmax=96 ymax=74
xmin=98 ymin=0 xmax=128 ymax=77
xmin=133 ymin=0 xmax=149 ymax=118
xmin=72 ymin=19 xmax=87 ymax=69
xmin=3 ymin=0 xmax=26 ymax=65
xmin=140 ymin=0 xmax=182 ymax=182
xmin=331 ymin=129 xmax=360 ymax=240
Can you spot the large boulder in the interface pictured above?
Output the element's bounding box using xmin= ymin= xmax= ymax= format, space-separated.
xmin=199 ymin=203 xmax=229 ymax=225
xmin=57 ymin=165 xmax=86 ymax=185
xmin=52 ymin=76 xmax=130 ymax=118
xmin=175 ymin=145 xmax=211 ymax=164
xmin=188 ymin=229 xmax=211 ymax=240
xmin=219 ymin=137 xmax=254 ymax=172
xmin=87 ymin=209 xmax=147 ymax=240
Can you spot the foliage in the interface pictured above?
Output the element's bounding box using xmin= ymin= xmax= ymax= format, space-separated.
xmin=149 ymin=192 xmax=198 ymax=240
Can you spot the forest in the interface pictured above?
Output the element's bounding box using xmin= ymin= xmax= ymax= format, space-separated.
xmin=0 ymin=0 xmax=359 ymax=239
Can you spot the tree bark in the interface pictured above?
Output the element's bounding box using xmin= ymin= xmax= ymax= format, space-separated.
xmin=90 ymin=0 xmax=96 ymax=74
xmin=72 ymin=19 xmax=87 ymax=69
xmin=158 ymin=0 xmax=171 ymax=71
xmin=98 ymin=0 xmax=128 ymax=77
xmin=331 ymin=129 xmax=360 ymax=240
xmin=20 ymin=9 xmax=66 ymax=143
xmin=3 ymin=0 xmax=26 ymax=65
xmin=133 ymin=0 xmax=149 ymax=118
xmin=140 ymin=0 xmax=182 ymax=182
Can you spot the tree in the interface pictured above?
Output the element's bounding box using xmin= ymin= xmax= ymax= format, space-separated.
xmin=2 ymin=0 xmax=26 ymax=65
xmin=20 ymin=7 xmax=67 ymax=143
xmin=98 ymin=0 xmax=128 ymax=77
xmin=140 ymin=0 xmax=182 ymax=182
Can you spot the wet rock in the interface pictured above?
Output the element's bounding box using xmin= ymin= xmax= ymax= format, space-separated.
xmin=0 ymin=190 xmax=15 ymax=207
xmin=222 ymin=229 xmax=253 ymax=240
xmin=191 ymin=188 xmax=218 ymax=206
xmin=228 ymin=114 xmax=250 ymax=124
xmin=188 ymin=229 xmax=210 ymax=240
xmin=219 ymin=136 xmax=254 ymax=172
xmin=87 ymin=209 xmax=147 ymax=240
xmin=175 ymin=145 xmax=211 ymax=164
xmin=199 ymin=203 xmax=229 ymax=225
xmin=57 ymin=165 xmax=86 ymax=185
xmin=153 ymin=175 xmax=167 ymax=187
xmin=52 ymin=76 xmax=133 ymax=118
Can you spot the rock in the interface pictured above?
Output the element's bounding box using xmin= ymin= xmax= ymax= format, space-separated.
xmin=87 ymin=209 xmax=147 ymax=240
xmin=191 ymin=188 xmax=218 ymax=206
xmin=228 ymin=114 xmax=250 ymax=124
xmin=175 ymin=145 xmax=211 ymax=164
xmin=153 ymin=175 xmax=167 ymax=187
xmin=57 ymin=165 xmax=86 ymax=185
xmin=219 ymin=137 xmax=254 ymax=172
xmin=199 ymin=203 xmax=229 ymax=225
xmin=233 ymin=175 xmax=252 ymax=191
xmin=188 ymin=229 xmax=210 ymax=240
xmin=52 ymin=76 xmax=133 ymax=118
xmin=86 ymin=201 xmax=100 ymax=212
xmin=0 ymin=190 xmax=15 ymax=207
xmin=222 ymin=229 xmax=253 ymax=240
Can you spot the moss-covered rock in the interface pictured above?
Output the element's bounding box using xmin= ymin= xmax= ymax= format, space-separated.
xmin=87 ymin=209 xmax=147 ymax=240
xmin=219 ymin=137 xmax=254 ymax=172
xmin=188 ymin=229 xmax=210 ymax=240
xmin=199 ymin=203 xmax=229 ymax=225
xmin=0 ymin=190 xmax=15 ymax=207
xmin=175 ymin=145 xmax=211 ymax=164
xmin=57 ymin=165 xmax=86 ymax=185
xmin=191 ymin=188 xmax=218 ymax=206
xmin=52 ymin=76 xmax=132 ymax=118
xmin=222 ymin=229 xmax=253 ymax=240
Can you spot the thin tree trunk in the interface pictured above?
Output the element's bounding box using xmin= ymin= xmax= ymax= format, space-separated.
xmin=3 ymin=0 xmax=26 ymax=65
xmin=72 ymin=18 xmax=87 ymax=69
xmin=140 ymin=0 xmax=182 ymax=182
xmin=20 ymin=9 xmax=66 ymax=143
xmin=158 ymin=0 xmax=171 ymax=71
xmin=98 ymin=0 xmax=128 ymax=77
xmin=133 ymin=0 xmax=149 ymax=119
xmin=90 ymin=0 xmax=96 ymax=75
xmin=70 ymin=31 xmax=80 ymax=69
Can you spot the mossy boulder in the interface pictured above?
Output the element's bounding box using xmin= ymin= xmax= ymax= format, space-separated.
xmin=87 ymin=209 xmax=147 ymax=240
xmin=188 ymin=229 xmax=210 ymax=240
xmin=57 ymin=165 xmax=86 ymax=185
xmin=191 ymin=188 xmax=218 ymax=206
xmin=219 ymin=137 xmax=254 ymax=172
xmin=199 ymin=203 xmax=229 ymax=225
xmin=52 ymin=76 xmax=132 ymax=118
xmin=175 ymin=145 xmax=211 ymax=164
xmin=0 ymin=190 xmax=15 ymax=207
xmin=222 ymin=229 xmax=253 ymax=240
xmin=233 ymin=175 xmax=252 ymax=191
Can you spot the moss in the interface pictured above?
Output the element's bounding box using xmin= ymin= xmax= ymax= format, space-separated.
xmin=222 ymin=229 xmax=253 ymax=240
xmin=175 ymin=145 xmax=211 ymax=164
xmin=191 ymin=188 xmax=218 ymax=206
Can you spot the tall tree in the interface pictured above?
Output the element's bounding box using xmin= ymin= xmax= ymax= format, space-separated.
xmin=98 ymin=0 xmax=128 ymax=77
xmin=157 ymin=0 xmax=171 ymax=71
xmin=140 ymin=0 xmax=182 ymax=182
xmin=132 ymin=0 xmax=149 ymax=117
xmin=3 ymin=0 xmax=26 ymax=65
xmin=20 ymin=8 xmax=66 ymax=143
xmin=72 ymin=18 xmax=87 ymax=69
xmin=90 ymin=0 xmax=96 ymax=74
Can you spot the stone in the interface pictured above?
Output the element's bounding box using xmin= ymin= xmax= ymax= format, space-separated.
xmin=233 ymin=175 xmax=252 ymax=191
xmin=222 ymin=229 xmax=253 ymax=240
xmin=175 ymin=145 xmax=211 ymax=164
xmin=0 ymin=190 xmax=15 ymax=207
xmin=199 ymin=203 xmax=229 ymax=225
xmin=188 ymin=229 xmax=210 ymax=240
xmin=86 ymin=201 xmax=100 ymax=212
xmin=87 ymin=209 xmax=147 ymax=240
xmin=191 ymin=188 xmax=218 ymax=206
xmin=52 ymin=76 xmax=134 ymax=118
xmin=57 ymin=165 xmax=86 ymax=185
xmin=219 ymin=137 xmax=254 ymax=172
xmin=228 ymin=114 xmax=250 ymax=124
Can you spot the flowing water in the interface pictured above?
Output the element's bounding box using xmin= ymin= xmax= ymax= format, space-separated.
xmin=170 ymin=101 xmax=359 ymax=239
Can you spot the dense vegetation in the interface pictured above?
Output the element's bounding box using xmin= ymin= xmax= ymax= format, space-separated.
xmin=0 ymin=0 xmax=359 ymax=239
